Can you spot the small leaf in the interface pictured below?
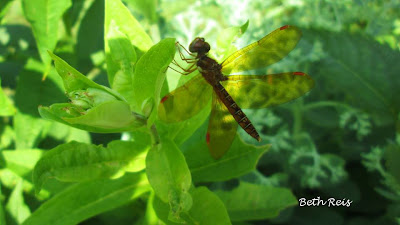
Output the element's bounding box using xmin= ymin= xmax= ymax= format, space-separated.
xmin=132 ymin=38 xmax=176 ymax=126
xmin=21 ymin=0 xmax=72 ymax=66
xmin=48 ymin=51 xmax=125 ymax=100
xmin=106 ymin=20 xmax=137 ymax=107
xmin=33 ymin=140 xmax=149 ymax=194
xmin=104 ymin=0 xmax=153 ymax=85
xmin=215 ymin=182 xmax=297 ymax=221
xmin=14 ymin=112 xmax=51 ymax=149
xmin=184 ymin=134 xmax=269 ymax=182
xmin=39 ymin=101 xmax=145 ymax=133
xmin=2 ymin=149 xmax=44 ymax=176
xmin=23 ymin=172 xmax=150 ymax=225
xmin=6 ymin=180 xmax=31 ymax=224
xmin=146 ymin=137 xmax=192 ymax=216
xmin=153 ymin=186 xmax=231 ymax=225
xmin=0 ymin=78 xmax=15 ymax=116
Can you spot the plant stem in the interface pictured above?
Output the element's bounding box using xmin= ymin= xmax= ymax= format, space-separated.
xmin=149 ymin=124 xmax=160 ymax=146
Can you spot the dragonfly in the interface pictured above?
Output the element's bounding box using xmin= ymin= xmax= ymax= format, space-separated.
xmin=158 ymin=25 xmax=314 ymax=159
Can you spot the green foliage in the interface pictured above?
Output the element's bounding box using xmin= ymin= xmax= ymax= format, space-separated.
xmin=215 ymin=182 xmax=297 ymax=221
xmin=1 ymin=0 xmax=400 ymax=224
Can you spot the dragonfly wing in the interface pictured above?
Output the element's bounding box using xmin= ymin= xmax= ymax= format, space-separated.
xmin=159 ymin=74 xmax=213 ymax=122
xmin=207 ymin=92 xmax=238 ymax=159
xmin=221 ymin=25 xmax=302 ymax=74
xmin=221 ymin=72 xmax=314 ymax=109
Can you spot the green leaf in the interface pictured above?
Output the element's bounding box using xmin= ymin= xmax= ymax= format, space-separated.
xmin=48 ymin=51 xmax=124 ymax=100
xmin=21 ymin=0 xmax=72 ymax=66
xmin=153 ymin=186 xmax=231 ymax=225
xmin=104 ymin=0 xmax=153 ymax=86
xmin=305 ymin=29 xmax=400 ymax=124
xmin=23 ymin=172 xmax=150 ymax=225
xmin=14 ymin=112 xmax=51 ymax=149
xmin=183 ymin=134 xmax=269 ymax=182
xmin=2 ymin=149 xmax=43 ymax=177
xmin=33 ymin=140 xmax=149 ymax=194
xmin=6 ymin=180 xmax=31 ymax=224
xmin=215 ymin=182 xmax=297 ymax=221
xmin=146 ymin=137 xmax=192 ymax=216
xmin=39 ymin=100 xmax=145 ymax=133
xmin=0 ymin=78 xmax=15 ymax=116
xmin=47 ymin=122 xmax=91 ymax=143
xmin=0 ymin=0 xmax=13 ymax=20
xmin=132 ymin=38 xmax=176 ymax=126
xmin=106 ymin=20 xmax=137 ymax=107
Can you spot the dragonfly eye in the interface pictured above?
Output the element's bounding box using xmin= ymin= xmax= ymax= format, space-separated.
xmin=189 ymin=37 xmax=210 ymax=54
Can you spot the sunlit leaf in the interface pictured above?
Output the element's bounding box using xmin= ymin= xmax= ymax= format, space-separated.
xmin=153 ymin=186 xmax=231 ymax=225
xmin=6 ymin=180 xmax=31 ymax=224
xmin=104 ymin=0 xmax=153 ymax=85
xmin=23 ymin=172 xmax=150 ymax=225
xmin=215 ymin=182 xmax=297 ymax=221
xmin=33 ymin=140 xmax=149 ymax=194
xmin=183 ymin=133 xmax=269 ymax=182
xmin=132 ymin=38 xmax=175 ymax=125
xmin=0 ymin=78 xmax=15 ymax=116
xmin=21 ymin=0 xmax=72 ymax=66
xmin=146 ymin=137 xmax=192 ymax=216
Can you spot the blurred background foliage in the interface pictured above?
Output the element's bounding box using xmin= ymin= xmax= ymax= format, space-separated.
xmin=1 ymin=0 xmax=400 ymax=224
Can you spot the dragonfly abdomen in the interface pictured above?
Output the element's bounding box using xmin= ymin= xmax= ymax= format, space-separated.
xmin=214 ymin=83 xmax=261 ymax=142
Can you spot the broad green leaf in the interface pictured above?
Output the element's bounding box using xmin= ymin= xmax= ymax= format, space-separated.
xmin=0 ymin=183 xmax=5 ymax=225
xmin=33 ymin=140 xmax=149 ymax=194
xmin=132 ymin=38 xmax=175 ymax=126
xmin=6 ymin=180 xmax=31 ymax=224
xmin=48 ymin=51 xmax=125 ymax=100
xmin=61 ymin=100 xmax=143 ymax=131
xmin=215 ymin=182 xmax=297 ymax=221
xmin=106 ymin=20 xmax=136 ymax=107
xmin=39 ymin=101 xmax=145 ymax=133
xmin=153 ymin=186 xmax=231 ymax=225
xmin=0 ymin=78 xmax=15 ymax=116
xmin=104 ymin=0 xmax=153 ymax=86
xmin=23 ymin=172 xmax=150 ymax=225
xmin=146 ymin=137 xmax=192 ymax=216
xmin=183 ymin=134 xmax=269 ymax=182
xmin=21 ymin=0 xmax=72 ymax=66
xmin=304 ymin=29 xmax=400 ymax=125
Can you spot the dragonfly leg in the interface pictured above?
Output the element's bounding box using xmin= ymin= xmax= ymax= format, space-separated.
xmin=167 ymin=65 xmax=197 ymax=75
xmin=176 ymin=42 xmax=196 ymax=62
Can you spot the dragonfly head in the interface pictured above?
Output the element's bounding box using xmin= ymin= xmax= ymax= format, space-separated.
xmin=189 ymin=37 xmax=210 ymax=55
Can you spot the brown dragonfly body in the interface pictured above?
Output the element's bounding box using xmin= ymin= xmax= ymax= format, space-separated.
xmin=189 ymin=38 xmax=261 ymax=142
